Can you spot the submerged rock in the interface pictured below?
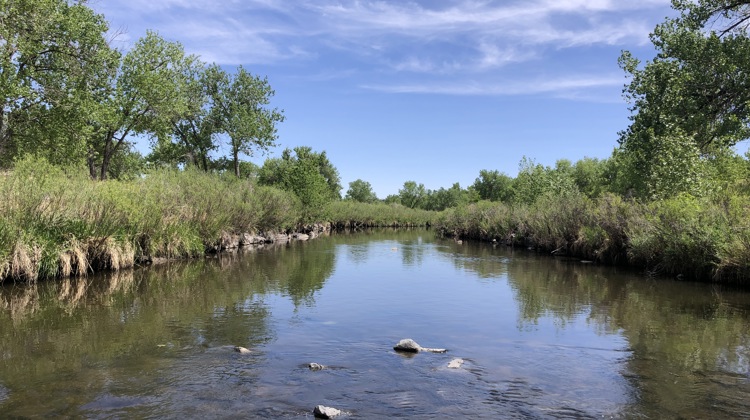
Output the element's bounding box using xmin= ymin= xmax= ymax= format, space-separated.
xmin=393 ymin=338 xmax=447 ymax=354
xmin=447 ymin=358 xmax=465 ymax=369
xmin=313 ymin=405 xmax=342 ymax=419
xmin=234 ymin=346 xmax=252 ymax=355
xmin=308 ymin=362 xmax=325 ymax=371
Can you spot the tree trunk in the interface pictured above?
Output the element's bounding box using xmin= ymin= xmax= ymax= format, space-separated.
xmin=87 ymin=147 xmax=98 ymax=180
xmin=233 ymin=146 xmax=240 ymax=177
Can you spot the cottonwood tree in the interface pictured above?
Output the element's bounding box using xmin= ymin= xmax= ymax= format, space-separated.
xmin=86 ymin=31 xmax=196 ymax=180
xmin=149 ymin=60 xmax=218 ymax=171
xmin=472 ymin=169 xmax=515 ymax=202
xmin=0 ymin=0 xmax=113 ymax=167
xmin=206 ymin=65 xmax=284 ymax=178
xmin=619 ymin=0 xmax=750 ymax=197
xmin=345 ymin=179 xmax=378 ymax=203
xmin=399 ymin=181 xmax=426 ymax=209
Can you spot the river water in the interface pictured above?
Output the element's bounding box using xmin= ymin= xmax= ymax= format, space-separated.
xmin=1 ymin=229 xmax=749 ymax=418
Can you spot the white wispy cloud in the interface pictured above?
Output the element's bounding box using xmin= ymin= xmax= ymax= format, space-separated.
xmin=91 ymin=0 xmax=671 ymax=99
xmin=360 ymin=74 xmax=624 ymax=96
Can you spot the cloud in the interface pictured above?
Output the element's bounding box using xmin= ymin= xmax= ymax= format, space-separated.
xmin=360 ymin=74 xmax=625 ymax=97
xmin=90 ymin=0 xmax=672 ymax=100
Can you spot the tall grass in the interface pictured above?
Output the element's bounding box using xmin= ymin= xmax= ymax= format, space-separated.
xmin=436 ymin=193 xmax=750 ymax=284
xmin=325 ymin=201 xmax=438 ymax=228
xmin=0 ymin=157 xmax=301 ymax=283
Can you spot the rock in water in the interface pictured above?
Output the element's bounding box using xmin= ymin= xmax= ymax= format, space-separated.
xmin=447 ymin=358 xmax=464 ymax=369
xmin=313 ymin=405 xmax=341 ymax=419
xmin=393 ymin=338 xmax=422 ymax=353
xmin=234 ymin=346 xmax=252 ymax=355
xmin=393 ymin=338 xmax=447 ymax=353
xmin=308 ymin=362 xmax=325 ymax=371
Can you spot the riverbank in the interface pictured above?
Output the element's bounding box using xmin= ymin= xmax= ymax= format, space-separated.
xmin=436 ymin=192 xmax=750 ymax=284
xmin=3 ymin=157 xmax=749 ymax=285
xmin=0 ymin=158 xmax=437 ymax=283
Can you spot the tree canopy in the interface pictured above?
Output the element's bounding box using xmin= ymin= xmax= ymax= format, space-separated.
xmin=619 ymin=0 xmax=750 ymax=198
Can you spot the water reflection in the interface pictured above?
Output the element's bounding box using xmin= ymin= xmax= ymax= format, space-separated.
xmin=0 ymin=230 xmax=749 ymax=418
xmin=0 ymin=239 xmax=337 ymax=417
xmin=434 ymin=239 xmax=750 ymax=418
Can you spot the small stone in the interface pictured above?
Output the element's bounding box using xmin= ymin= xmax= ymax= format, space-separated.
xmin=308 ymin=362 xmax=325 ymax=371
xmin=447 ymin=358 xmax=464 ymax=369
xmin=313 ymin=405 xmax=341 ymax=419
xmin=234 ymin=346 xmax=252 ymax=355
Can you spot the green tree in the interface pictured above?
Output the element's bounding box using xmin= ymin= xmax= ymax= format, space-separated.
xmin=513 ymin=157 xmax=578 ymax=204
xmin=472 ymin=169 xmax=515 ymax=202
xmin=0 ymin=0 xmax=114 ymax=167
xmin=345 ymin=179 xmax=378 ymax=203
xmin=399 ymin=181 xmax=426 ymax=209
xmin=258 ymin=146 xmax=342 ymax=215
xmin=572 ymin=157 xmax=608 ymax=198
xmin=151 ymin=60 xmax=218 ymax=171
xmin=206 ymin=65 xmax=284 ymax=178
xmin=86 ymin=31 xmax=196 ymax=180
xmin=618 ymin=0 xmax=750 ymax=197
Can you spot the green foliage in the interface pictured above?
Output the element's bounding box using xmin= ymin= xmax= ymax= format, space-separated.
xmin=0 ymin=157 xmax=303 ymax=282
xmin=0 ymin=0 xmax=114 ymax=168
xmin=618 ymin=0 xmax=750 ymax=198
xmin=571 ymin=157 xmax=609 ymax=198
xmin=258 ymin=146 xmax=341 ymax=221
xmin=398 ymin=181 xmax=426 ymax=209
xmin=205 ymin=65 xmax=284 ymax=177
xmin=423 ymin=182 xmax=477 ymax=211
xmin=512 ymin=157 xmax=578 ymax=204
xmin=345 ymin=179 xmax=378 ymax=203
xmin=627 ymin=194 xmax=729 ymax=279
xmin=472 ymin=169 xmax=515 ymax=202
xmin=325 ymin=201 xmax=437 ymax=228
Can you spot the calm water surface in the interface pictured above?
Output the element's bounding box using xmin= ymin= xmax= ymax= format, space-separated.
xmin=1 ymin=229 xmax=749 ymax=418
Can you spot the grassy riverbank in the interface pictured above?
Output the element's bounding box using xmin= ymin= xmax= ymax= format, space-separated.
xmin=0 ymin=158 xmax=299 ymax=282
xmin=0 ymin=158 xmax=438 ymax=283
xmin=436 ymin=192 xmax=750 ymax=283
xmin=3 ymin=157 xmax=749 ymax=285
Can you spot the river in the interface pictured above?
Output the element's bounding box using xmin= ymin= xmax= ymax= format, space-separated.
xmin=1 ymin=229 xmax=749 ymax=418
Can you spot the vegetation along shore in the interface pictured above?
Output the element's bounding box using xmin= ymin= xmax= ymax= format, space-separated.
xmin=2 ymin=0 xmax=750 ymax=284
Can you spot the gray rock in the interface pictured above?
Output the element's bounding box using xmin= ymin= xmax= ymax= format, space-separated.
xmin=220 ymin=232 xmax=240 ymax=249
xmin=234 ymin=346 xmax=252 ymax=355
xmin=267 ymin=233 xmax=290 ymax=243
xmin=447 ymin=358 xmax=465 ymax=369
xmin=393 ymin=338 xmax=446 ymax=354
xmin=293 ymin=233 xmax=310 ymax=241
xmin=308 ymin=362 xmax=325 ymax=371
xmin=393 ymin=338 xmax=422 ymax=353
xmin=240 ymin=233 xmax=266 ymax=245
xmin=313 ymin=405 xmax=341 ymax=419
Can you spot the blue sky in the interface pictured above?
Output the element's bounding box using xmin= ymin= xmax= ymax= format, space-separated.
xmin=92 ymin=0 xmax=676 ymax=198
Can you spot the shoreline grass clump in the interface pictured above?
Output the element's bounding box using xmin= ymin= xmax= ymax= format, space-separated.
xmin=325 ymin=201 xmax=437 ymax=228
xmin=0 ymin=157 xmax=302 ymax=283
xmin=436 ymin=193 xmax=750 ymax=284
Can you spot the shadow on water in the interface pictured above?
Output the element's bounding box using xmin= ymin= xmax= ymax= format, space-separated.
xmin=0 ymin=229 xmax=749 ymax=418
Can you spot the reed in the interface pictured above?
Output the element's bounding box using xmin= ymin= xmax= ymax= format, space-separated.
xmin=436 ymin=192 xmax=750 ymax=284
xmin=0 ymin=157 xmax=302 ymax=283
xmin=325 ymin=201 xmax=438 ymax=228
